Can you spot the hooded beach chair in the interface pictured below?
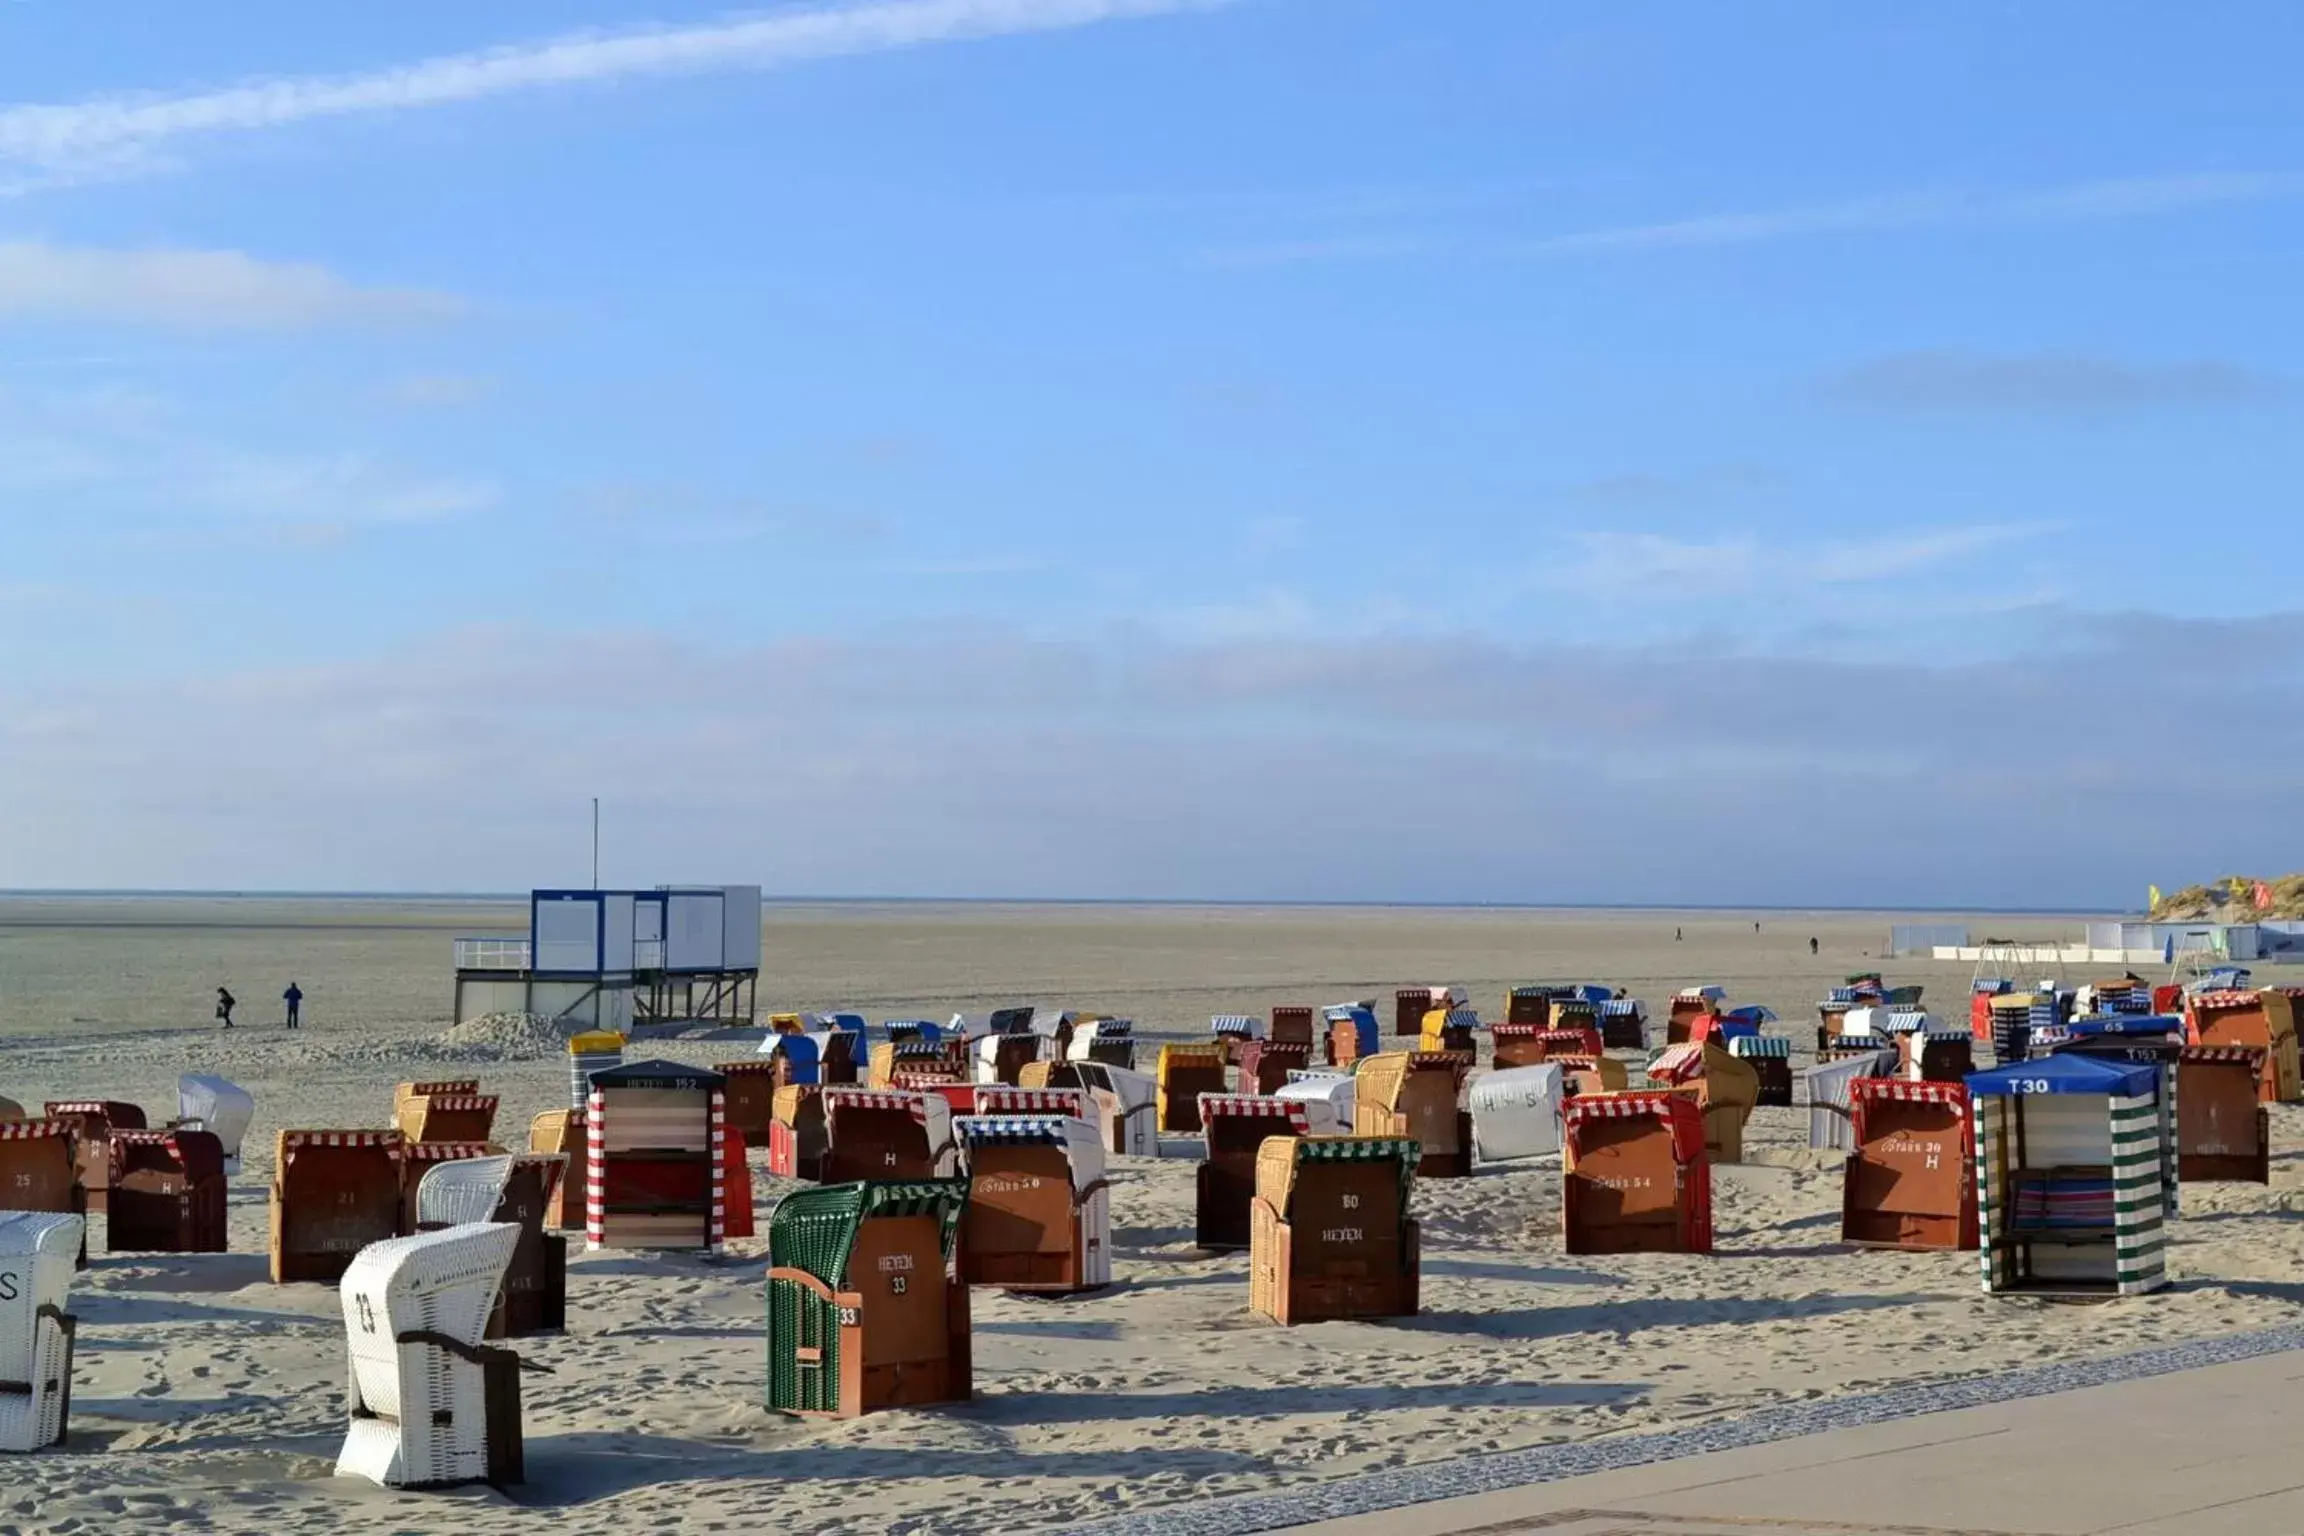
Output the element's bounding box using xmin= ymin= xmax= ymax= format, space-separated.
xmin=715 ymin=1061 xmax=784 ymax=1145
xmin=1273 ymin=1071 xmax=1355 ymax=1134
xmin=0 ymin=1123 xmax=85 ymax=1260
xmin=1596 ymin=998 xmax=1649 ymax=1051
xmin=869 ymin=1039 xmax=960 ymax=1091
xmin=974 ymin=1085 xmax=1090 ymax=1122
xmin=974 ymin=1032 xmax=1043 ymax=1087
xmin=1269 ymin=1006 xmax=1316 ymax=1048
xmin=1896 ymin=1018 xmax=1976 ymax=1083
xmin=398 ymin=1143 xmax=503 ymax=1237
xmin=336 ymin=1222 xmax=532 ymax=1490
xmin=411 ymin=1151 xmax=566 ymax=1337
xmin=1818 ymin=989 xmax=1860 ymax=1052
xmin=1666 ymin=986 xmax=1727 ymax=1045
xmin=175 ymin=1075 xmax=255 ymax=1177
xmin=1504 ymin=985 xmax=1556 ymax=1026
xmin=1726 ymin=1034 xmax=1794 ymax=1106
xmin=1969 ymin=979 xmax=2014 ymax=1043
xmin=584 ymin=1062 xmax=726 ymax=1254
xmin=1469 ymin=1065 xmax=1565 ymax=1164
xmin=1239 ymin=1039 xmax=1314 ymax=1096
xmin=767 ymin=1085 xmax=829 ymax=1181
xmin=1351 ymin=1052 xmax=1473 ymax=1177
xmin=395 ymin=1089 xmax=500 ymax=1147
xmin=1249 ymin=1136 xmax=1420 ymax=1324
xmin=1392 ymin=988 xmax=1434 ymax=1039
xmin=1644 ymin=1042 xmax=1760 ymax=1164
xmin=1044 ymin=1063 xmax=1159 ymax=1156
xmin=2185 ymin=990 xmax=2301 ymax=1103
xmin=567 ymin=1033 xmax=626 ymax=1111
xmin=1488 ymin=1022 xmax=1550 ymax=1070
xmin=1551 ymin=1054 xmax=1630 ymax=1098
xmin=1806 ymin=1048 xmax=1896 ymax=1151
xmin=1418 ymin=1007 xmax=1480 ymax=1054
xmin=1842 ymin=1079 xmax=1977 ymax=1250
xmin=1195 ymin=1094 xmax=1312 ymax=1249
xmin=1691 ymin=1005 xmax=1771 ymax=1049
xmin=1968 ymin=1053 xmax=2172 ymax=1297
xmin=1987 ymin=994 xmax=2060 ymax=1066
xmin=1065 ymin=1018 xmax=1136 ymax=1071
xmin=1561 ymin=1091 xmax=1711 ymax=1255
xmin=106 ymin=1129 xmax=228 ymax=1254
xmin=953 ymin=1116 xmax=1110 ymax=1293
xmin=765 ymin=1179 xmax=972 ymax=1417
xmin=0 ymin=1099 xmax=19 ymax=1121
xmin=1391 ymin=985 xmax=1466 ymax=1039
xmin=495 ymin=1156 xmax=568 ymax=1336
xmin=414 ymin=1155 xmax=513 ymax=1230
xmin=271 ymin=1131 xmax=406 ymax=1283
xmin=0 ymin=1211 xmax=82 ymax=1452
xmin=526 ymin=1111 xmax=587 ymax=1230
xmin=1209 ymin=1014 xmax=1263 ymax=1066
xmin=1322 ymin=1005 xmax=1381 ymax=1068
xmin=821 ymin=1089 xmax=955 ymax=1184
xmin=41 ymin=1101 xmax=145 ymax=1215
xmin=1157 ymin=1045 xmax=1231 ymax=1134
xmin=2176 ymin=1045 xmax=2270 ymax=1183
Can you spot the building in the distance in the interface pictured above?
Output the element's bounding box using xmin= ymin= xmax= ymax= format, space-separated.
xmin=453 ymin=885 xmax=762 ymax=1031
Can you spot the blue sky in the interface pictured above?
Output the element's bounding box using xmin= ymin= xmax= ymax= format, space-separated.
xmin=3 ymin=0 xmax=2300 ymax=903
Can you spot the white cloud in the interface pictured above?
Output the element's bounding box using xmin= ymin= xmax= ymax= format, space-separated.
xmin=0 ymin=0 xmax=1232 ymax=189
xmin=0 ymin=387 xmax=497 ymax=531
xmin=383 ymin=373 xmax=498 ymax=408
xmin=0 ymin=241 xmax=456 ymax=328
xmin=1557 ymin=524 xmax=2049 ymax=593
xmin=1529 ymin=172 xmax=2302 ymax=254
xmin=7 ymin=615 xmax=2301 ymax=901
xmin=1203 ymin=172 xmax=2304 ymax=268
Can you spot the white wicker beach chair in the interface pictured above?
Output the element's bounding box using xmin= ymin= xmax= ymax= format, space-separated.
xmin=176 ymin=1074 xmax=255 ymax=1176
xmin=1469 ymin=1065 xmax=1565 ymax=1163
xmin=0 ymin=1212 xmax=82 ymax=1453
xmin=1273 ymin=1070 xmax=1355 ymax=1134
xmin=415 ymin=1155 xmax=516 ymax=1230
xmin=335 ymin=1222 xmax=528 ymax=1490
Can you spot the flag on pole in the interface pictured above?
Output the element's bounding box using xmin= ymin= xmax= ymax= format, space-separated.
xmin=2149 ymin=884 xmax=2162 ymax=912
xmin=2164 ymin=934 xmax=2176 ymax=965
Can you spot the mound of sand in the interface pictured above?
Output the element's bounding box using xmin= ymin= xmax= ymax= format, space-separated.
xmin=424 ymin=1010 xmax=586 ymax=1060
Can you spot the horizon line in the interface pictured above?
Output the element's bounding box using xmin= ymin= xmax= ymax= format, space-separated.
xmin=0 ymin=887 xmax=2134 ymax=918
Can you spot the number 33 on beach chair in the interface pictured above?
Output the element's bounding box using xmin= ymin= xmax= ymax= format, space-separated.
xmin=766 ymin=1179 xmax=973 ymax=1418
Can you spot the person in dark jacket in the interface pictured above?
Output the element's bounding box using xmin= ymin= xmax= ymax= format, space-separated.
xmin=216 ymin=986 xmax=236 ymax=1029
xmin=283 ymin=981 xmax=303 ymax=1029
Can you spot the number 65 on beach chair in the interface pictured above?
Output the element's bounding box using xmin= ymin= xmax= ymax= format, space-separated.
xmin=766 ymin=1179 xmax=972 ymax=1418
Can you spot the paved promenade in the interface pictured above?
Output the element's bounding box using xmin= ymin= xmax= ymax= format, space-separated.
xmin=1079 ymin=1324 xmax=2304 ymax=1536
xmin=1288 ymin=1344 xmax=2304 ymax=1535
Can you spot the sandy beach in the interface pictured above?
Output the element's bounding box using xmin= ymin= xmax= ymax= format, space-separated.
xmin=3 ymin=897 xmax=2299 ymax=1535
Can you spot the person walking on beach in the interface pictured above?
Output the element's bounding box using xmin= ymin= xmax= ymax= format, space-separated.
xmin=216 ymin=986 xmax=236 ymax=1029
xmin=1810 ymin=936 xmax=1819 ymax=956
xmin=283 ymin=981 xmax=303 ymax=1029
